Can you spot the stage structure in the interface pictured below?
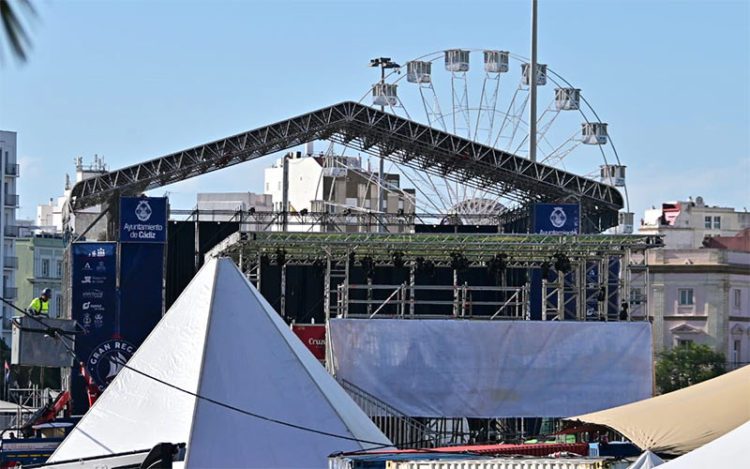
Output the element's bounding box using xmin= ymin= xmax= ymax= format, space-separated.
xmin=65 ymin=102 xmax=623 ymax=235
xmin=211 ymin=230 xmax=659 ymax=322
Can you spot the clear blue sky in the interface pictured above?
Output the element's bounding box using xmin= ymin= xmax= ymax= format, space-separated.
xmin=1 ymin=0 xmax=748 ymax=223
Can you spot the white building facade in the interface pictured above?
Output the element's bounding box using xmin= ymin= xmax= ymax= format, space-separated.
xmin=36 ymin=156 xmax=108 ymax=237
xmin=639 ymin=196 xmax=750 ymax=249
xmin=0 ymin=131 xmax=20 ymax=345
xmin=632 ymin=197 xmax=750 ymax=368
xmin=263 ymin=150 xmax=415 ymax=233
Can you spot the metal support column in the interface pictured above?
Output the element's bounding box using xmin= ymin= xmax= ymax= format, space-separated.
xmin=323 ymin=255 xmax=332 ymax=322
xmin=575 ymin=261 xmax=588 ymax=321
xmin=541 ymin=278 xmax=548 ymax=321
xmin=409 ymin=264 xmax=416 ymax=317
xmin=601 ymin=257 xmax=609 ymax=321
xmin=194 ymin=209 xmax=200 ymax=271
xmin=529 ymin=0 xmax=539 ymax=163
xmin=623 ymin=248 xmax=631 ymax=321
xmin=280 ymin=263 xmax=287 ymax=320
xmin=453 ymin=269 xmax=459 ymax=316
xmin=282 ymin=155 xmax=290 ymax=232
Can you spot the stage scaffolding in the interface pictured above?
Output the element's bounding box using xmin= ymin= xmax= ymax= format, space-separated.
xmin=212 ymin=231 xmax=661 ymax=322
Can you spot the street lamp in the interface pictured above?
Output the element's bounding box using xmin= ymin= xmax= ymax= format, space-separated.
xmin=369 ymin=57 xmax=400 ymax=232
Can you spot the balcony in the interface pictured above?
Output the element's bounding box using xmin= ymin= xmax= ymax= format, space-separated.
xmin=3 ymin=194 xmax=19 ymax=207
xmin=3 ymin=256 xmax=18 ymax=269
xmin=3 ymin=287 xmax=17 ymax=299
xmin=4 ymin=164 xmax=19 ymax=177
xmin=3 ymin=225 xmax=19 ymax=237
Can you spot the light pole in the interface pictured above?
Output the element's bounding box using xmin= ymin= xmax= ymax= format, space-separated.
xmin=529 ymin=0 xmax=538 ymax=163
xmin=369 ymin=57 xmax=400 ymax=232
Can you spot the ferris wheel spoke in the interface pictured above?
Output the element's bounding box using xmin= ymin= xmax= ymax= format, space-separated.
xmin=418 ymin=85 xmax=448 ymax=131
xmin=493 ymin=85 xmax=522 ymax=149
xmin=540 ymin=130 xmax=582 ymax=166
xmin=399 ymin=167 xmax=451 ymax=214
xmin=506 ymin=93 xmax=530 ymax=154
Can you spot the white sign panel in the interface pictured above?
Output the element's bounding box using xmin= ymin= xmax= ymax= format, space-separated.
xmin=328 ymin=319 xmax=653 ymax=418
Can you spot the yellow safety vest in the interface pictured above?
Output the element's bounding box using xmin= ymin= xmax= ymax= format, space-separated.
xmin=28 ymin=297 xmax=49 ymax=316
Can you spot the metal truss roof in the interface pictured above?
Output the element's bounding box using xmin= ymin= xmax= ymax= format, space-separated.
xmin=218 ymin=232 xmax=659 ymax=267
xmin=69 ymin=101 xmax=623 ymax=226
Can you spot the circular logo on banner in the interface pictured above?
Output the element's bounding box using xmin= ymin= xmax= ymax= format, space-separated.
xmin=549 ymin=206 xmax=567 ymax=228
xmin=87 ymin=339 xmax=136 ymax=389
xmin=135 ymin=200 xmax=153 ymax=222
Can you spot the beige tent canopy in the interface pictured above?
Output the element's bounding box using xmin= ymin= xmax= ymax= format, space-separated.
xmin=570 ymin=364 xmax=750 ymax=455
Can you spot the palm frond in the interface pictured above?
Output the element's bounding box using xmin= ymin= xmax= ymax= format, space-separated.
xmin=0 ymin=0 xmax=37 ymax=62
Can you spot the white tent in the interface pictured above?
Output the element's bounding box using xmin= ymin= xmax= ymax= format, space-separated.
xmin=658 ymin=419 xmax=750 ymax=468
xmin=627 ymin=450 xmax=665 ymax=469
xmin=49 ymin=257 xmax=391 ymax=467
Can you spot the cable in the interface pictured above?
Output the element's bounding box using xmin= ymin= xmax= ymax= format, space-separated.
xmin=2 ymin=296 xmax=393 ymax=448
xmin=110 ymin=356 xmax=393 ymax=448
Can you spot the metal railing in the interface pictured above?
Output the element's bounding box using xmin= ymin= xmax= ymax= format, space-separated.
xmin=3 ymin=225 xmax=19 ymax=237
xmin=337 ymin=283 xmax=528 ymax=319
xmin=339 ymin=379 xmax=437 ymax=449
xmin=3 ymin=193 xmax=19 ymax=207
xmin=4 ymin=163 xmax=19 ymax=176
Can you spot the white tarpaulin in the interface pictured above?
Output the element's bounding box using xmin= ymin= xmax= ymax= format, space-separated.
xmin=328 ymin=319 xmax=652 ymax=418
xmin=50 ymin=258 xmax=391 ymax=468
xmin=627 ymin=451 xmax=665 ymax=469
xmin=659 ymin=419 xmax=750 ymax=468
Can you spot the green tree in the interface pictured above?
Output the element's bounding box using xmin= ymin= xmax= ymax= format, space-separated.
xmin=655 ymin=343 xmax=726 ymax=394
xmin=1 ymin=0 xmax=36 ymax=62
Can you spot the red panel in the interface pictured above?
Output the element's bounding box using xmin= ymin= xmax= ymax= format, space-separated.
xmin=292 ymin=324 xmax=326 ymax=360
xmin=380 ymin=442 xmax=589 ymax=457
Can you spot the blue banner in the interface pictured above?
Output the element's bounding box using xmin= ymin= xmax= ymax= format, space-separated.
xmin=119 ymin=196 xmax=168 ymax=243
xmin=119 ymin=243 xmax=165 ymax=347
xmin=71 ymin=242 xmax=126 ymax=413
xmin=533 ymin=203 xmax=580 ymax=235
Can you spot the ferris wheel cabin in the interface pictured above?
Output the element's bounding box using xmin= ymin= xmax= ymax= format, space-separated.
xmin=599 ymin=164 xmax=626 ymax=187
xmin=522 ymin=63 xmax=547 ymax=86
xmin=483 ymin=50 xmax=509 ymax=73
xmin=582 ymin=122 xmax=608 ymax=145
xmin=372 ymin=83 xmax=399 ymax=106
xmin=444 ymin=49 xmax=470 ymax=72
xmin=406 ymin=61 xmax=432 ymax=84
xmin=554 ymin=87 xmax=581 ymax=111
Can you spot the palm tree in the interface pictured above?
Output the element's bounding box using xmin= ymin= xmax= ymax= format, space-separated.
xmin=1 ymin=0 xmax=35 ymax=62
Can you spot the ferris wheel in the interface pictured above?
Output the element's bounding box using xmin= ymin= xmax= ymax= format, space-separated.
xmin=341 ymin=48 xmax=630 ymax=228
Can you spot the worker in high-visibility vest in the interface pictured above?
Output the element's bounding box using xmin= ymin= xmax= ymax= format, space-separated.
xmin=28 ymin=288 xmax=52 ymax=317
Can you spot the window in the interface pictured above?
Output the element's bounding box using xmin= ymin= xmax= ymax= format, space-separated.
xmin=41 ymin=259 xmax=50 ymax=278
xmin=55 ymin=294 xmax=63 ymax=318
xmin=713 ymin=216 xmax=721 ymax=229
xmin=56 ymin=260 xmax=63 ymax=278
xmin=733 ymin=340 xmax=741 ymax=364
xmin=678 ymin=288 xmax=694 ymax=306
xmin=704 ymin=216 xmax=712 ymax=229
xmin=677 ymin=339 xmax=693 ymax=347
xmin=735 ymin=289 xmax=742 ymax=309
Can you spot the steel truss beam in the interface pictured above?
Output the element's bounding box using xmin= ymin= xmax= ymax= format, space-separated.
xmin=218 ymin=232 xmax=660 ymax=268
xmin=69 ymin=102 xmax=623 ymax=228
